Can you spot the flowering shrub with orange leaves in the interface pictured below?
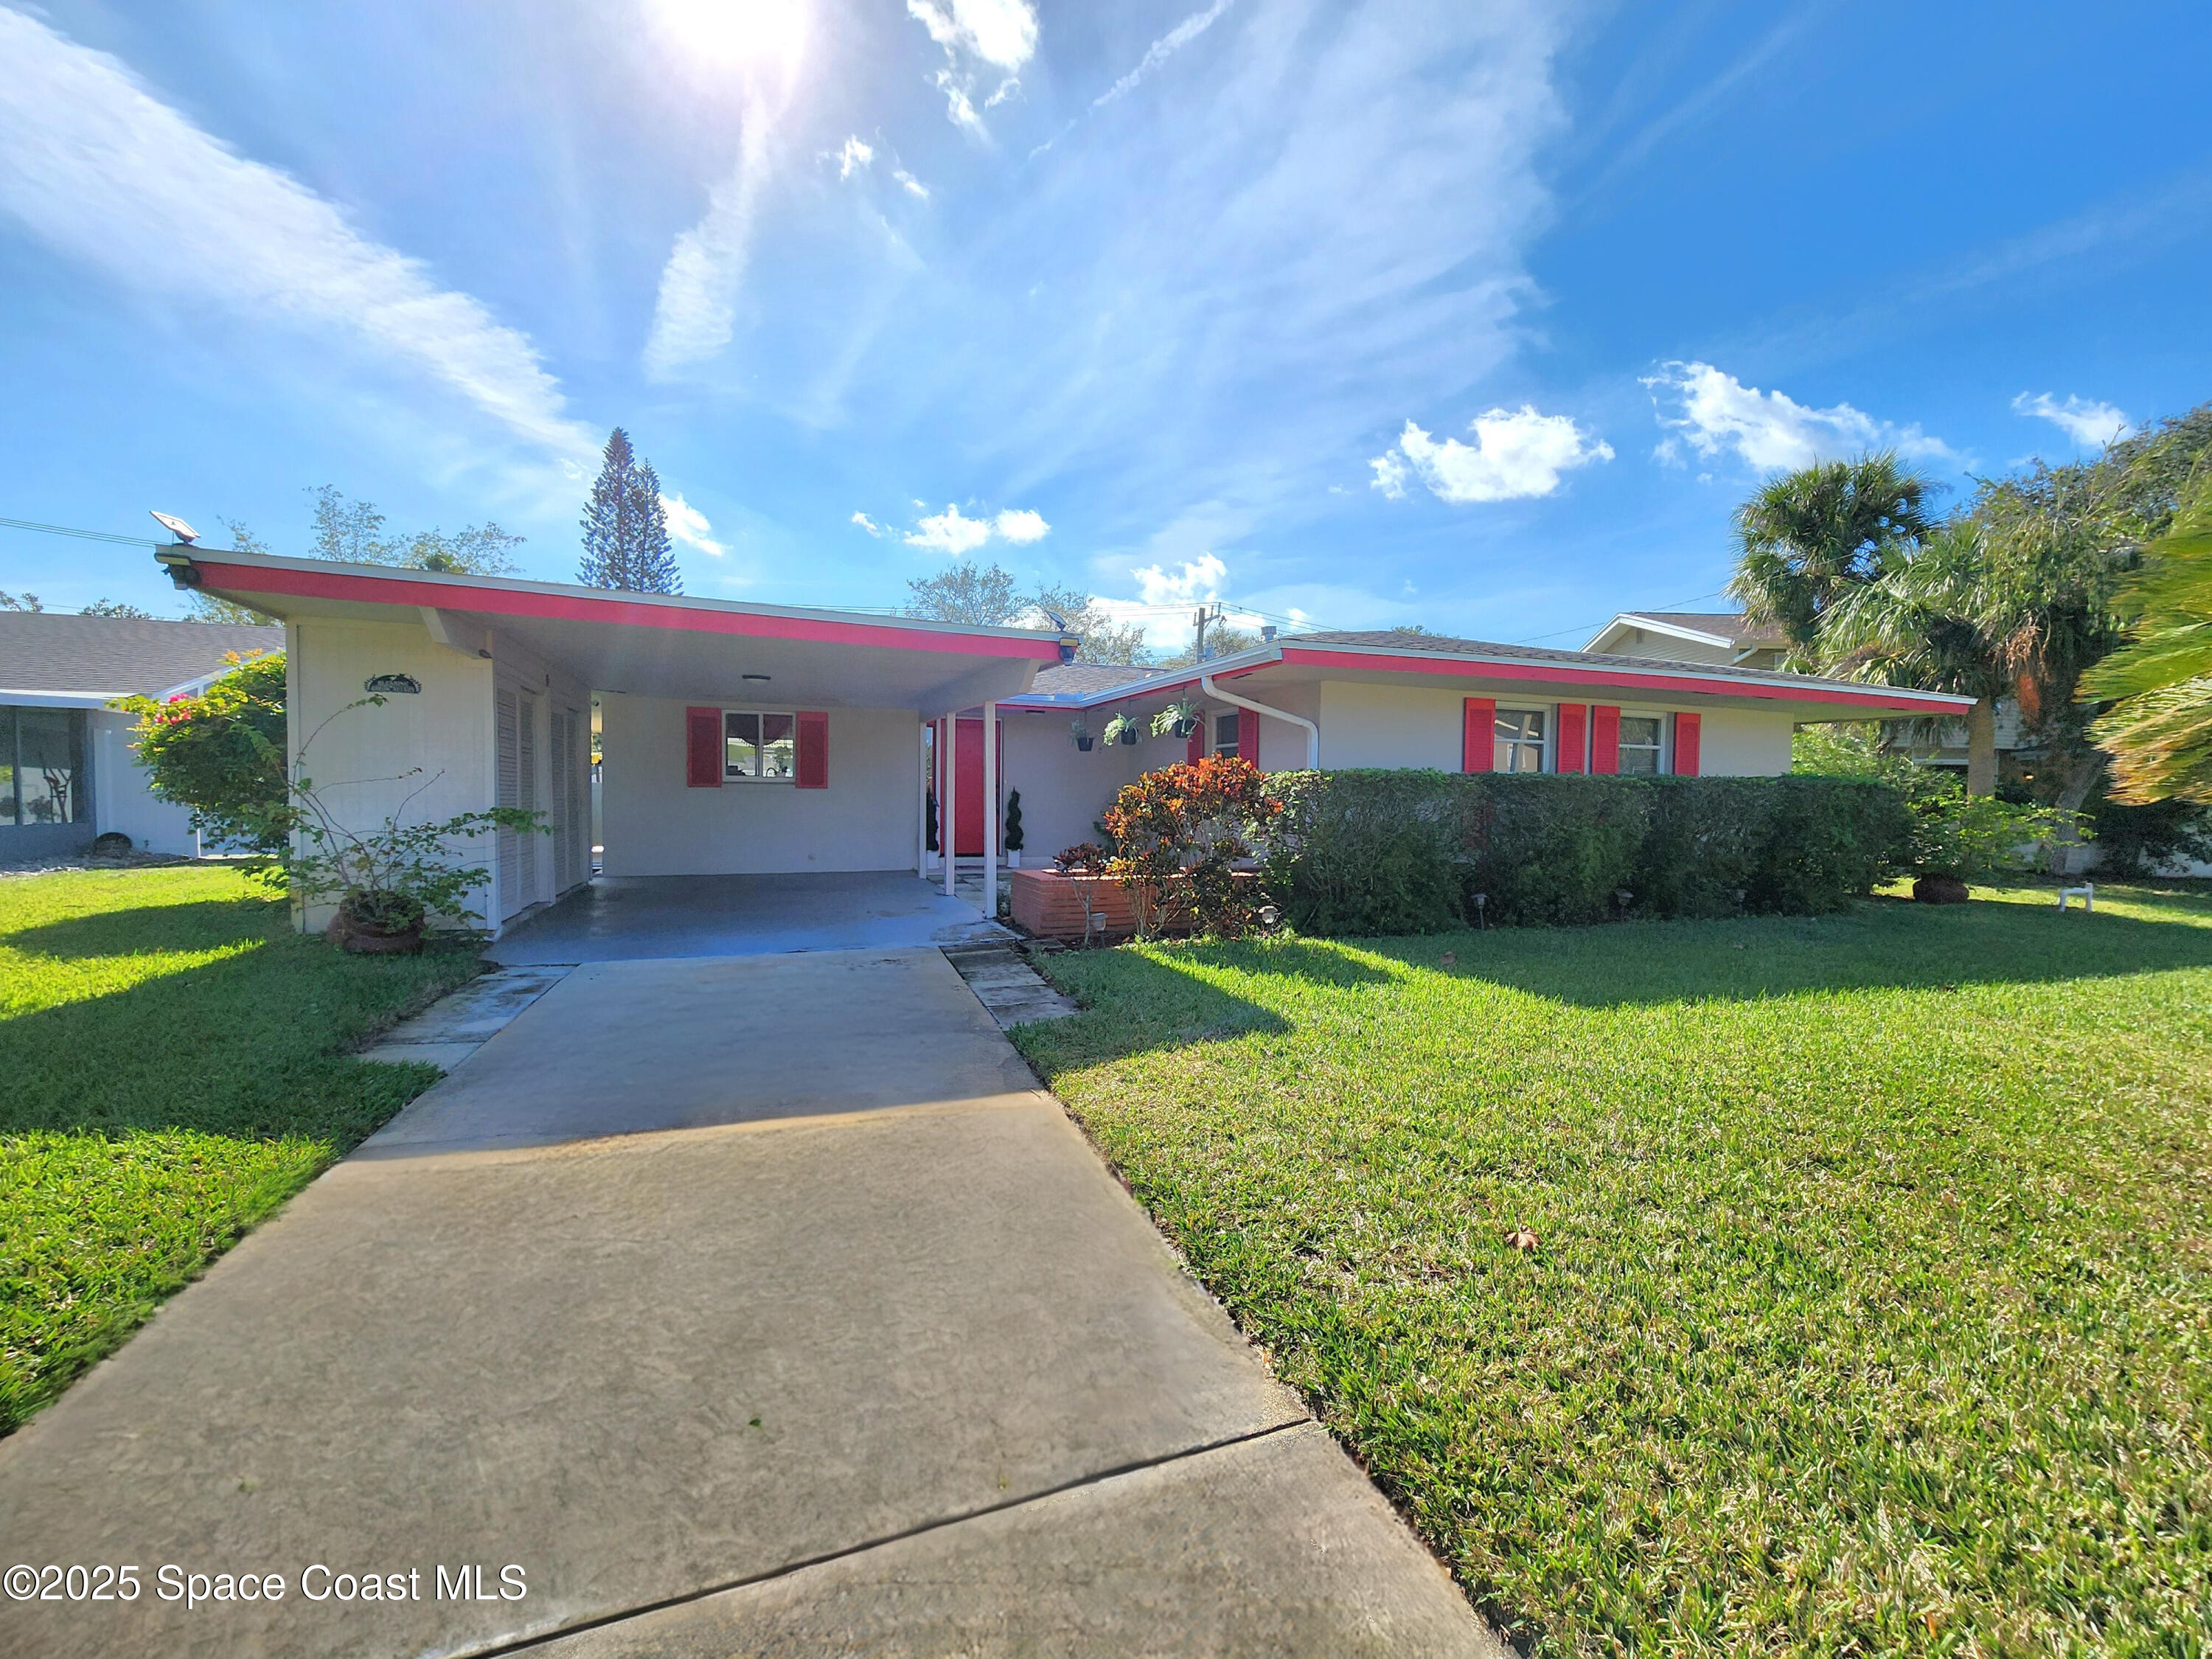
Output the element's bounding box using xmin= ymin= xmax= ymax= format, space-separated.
xmin=1101 ymin=755 xmax=1281 ymax=938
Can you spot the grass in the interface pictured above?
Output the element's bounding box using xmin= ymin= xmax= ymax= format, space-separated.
xmin=0 ymin=866 xmax=479 ymax=1433
xmin=1017 ymin=881 xmax=2212 ymax=1656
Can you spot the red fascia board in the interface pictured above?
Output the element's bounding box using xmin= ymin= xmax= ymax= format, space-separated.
xmin=191 ymin=560 xmax=1063 ymax=661
xmin=1270 ymin=647 xmax=1970 ymax=713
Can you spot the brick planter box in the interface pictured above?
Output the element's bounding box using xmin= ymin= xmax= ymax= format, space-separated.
xmin=1007 ymin=867 xmax=1258 ymax=942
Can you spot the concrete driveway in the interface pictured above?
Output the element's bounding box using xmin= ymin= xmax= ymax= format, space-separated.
xmin=0 ymin=949 xmax=1500 ymax=1658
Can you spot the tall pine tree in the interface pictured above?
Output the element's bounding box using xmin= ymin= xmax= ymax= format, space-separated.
xmin=577 ymin=428 xmax=682 ymax=593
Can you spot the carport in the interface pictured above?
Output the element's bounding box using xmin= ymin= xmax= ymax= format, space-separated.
xmin=160 ymin=547 xmax=1071 ymax=936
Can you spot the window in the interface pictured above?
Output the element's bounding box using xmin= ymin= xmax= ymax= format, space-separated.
xmin=3 ymin=709 xmax=83 ymax=827
xmin=1213 ymin=713 xmax=1239 ymax=758
xmin=1493 ymin=708 xmax=1547 ymax=773
xmin=1618 ymin=714 xmax=1664 ymax=774
xmin=725 ymin=710 xmax=797 ymax=781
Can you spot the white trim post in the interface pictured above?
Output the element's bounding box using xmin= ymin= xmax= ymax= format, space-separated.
xmin=917 ymin=719 xmax=929 ymax=877
xmin=982 ymin=700 xmax=998 ymax=920
xmin=942 ymin=715 xmax=957 ymax=897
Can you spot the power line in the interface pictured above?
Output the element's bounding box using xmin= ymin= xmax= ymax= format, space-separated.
xmin=0 ymin=516 xmax=160 ymax=548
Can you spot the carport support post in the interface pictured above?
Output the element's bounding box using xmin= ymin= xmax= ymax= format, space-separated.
xmin=982 ymin=700 xmax=998 ymax=920
xmin=941 ymin=715 xmax=956 ymax=898
xmin=916 ymin=722 xmax=930 ymax=878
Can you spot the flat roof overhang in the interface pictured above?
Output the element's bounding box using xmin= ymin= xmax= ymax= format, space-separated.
xmin=164 ymin=551 xmax=1065 ymax=714
xmin=1000 ymin=641 xmax=1977 ymax=725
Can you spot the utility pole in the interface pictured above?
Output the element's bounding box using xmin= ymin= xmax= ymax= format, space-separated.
xmin=1193 ymin=604 xmax=1208 ymax=664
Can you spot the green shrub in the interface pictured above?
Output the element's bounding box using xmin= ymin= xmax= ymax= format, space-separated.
xmin=1260 ymin=770 xmax=1910 ymax=935
xmin=112 ymin=650 xmax=287 ymax=852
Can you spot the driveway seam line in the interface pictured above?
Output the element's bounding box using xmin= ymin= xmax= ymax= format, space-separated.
xmin=452 ymin=1416 xmax=1313 ymax=1658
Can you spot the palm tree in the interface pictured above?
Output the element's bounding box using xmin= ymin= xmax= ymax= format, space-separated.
xmin=2084 ymin=493 xmax=2212 ymax=804
xmin=1727 ymin=452 xmax=1940 ymax=658
xmin=1820 ymin=523 xmax=2006 ymax=794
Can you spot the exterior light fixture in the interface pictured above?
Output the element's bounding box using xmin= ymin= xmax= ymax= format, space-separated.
xmin=742 ymin=672 xmax=771 ymax=682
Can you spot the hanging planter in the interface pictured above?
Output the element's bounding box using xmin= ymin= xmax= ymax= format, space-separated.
xmin=1103 ymin=713 xmax=1141 ymax=747
xmin=1070 ymin=719 xmax=1094 ymax=753
xmin=1151 ymin=695 xmax=1202 ymax=740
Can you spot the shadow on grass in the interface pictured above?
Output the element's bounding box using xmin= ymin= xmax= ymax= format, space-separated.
xmin=1027 ymin=891 xmax=2212 ymax=1051
xmin=3 ymin=895 xmax=284 ymax=961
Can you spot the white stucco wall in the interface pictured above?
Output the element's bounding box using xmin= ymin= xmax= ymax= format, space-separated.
xmin=1697 ymin=709 xmax=1795 ymax=776
xmin=1317 ymin=682 xmax=1464 ymax=770
xmin=287 ymin=617 xmax=496 ymax=932
xmin=89 ymin=710 xmax=201 ymax=855
xmin=599 ymin=695 xmax=919 ymax=875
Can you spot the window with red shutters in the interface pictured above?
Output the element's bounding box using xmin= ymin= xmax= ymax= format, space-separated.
xmin=1590 ymin=704 xmax=1621 ymax=775
xmin=1461 ymin=698 xmax=1495 ymax=773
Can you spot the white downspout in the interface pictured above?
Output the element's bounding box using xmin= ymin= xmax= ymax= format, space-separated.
xmin=1200 ymin=674 xmax=1319 ymax=769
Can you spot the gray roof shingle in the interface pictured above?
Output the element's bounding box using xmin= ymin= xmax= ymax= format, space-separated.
xmin=1027 ymin=661 xmax=1168 ymax=695
xmin=0 ymin=612 xmax=284 ymax=698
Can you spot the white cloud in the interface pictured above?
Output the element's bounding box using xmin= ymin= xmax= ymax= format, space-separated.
xmin=2012 ymin=391 xmax=2132 ymax=449
xmin=905 ymin=504 xmax=995 ymax=554
xmin=1371 ymin=406 xmax=1613 ymax=504
xmin=908 ymin=0 xmax=1037 ymax=134
xmin=0 ymin=8 xmax=595 ymax=462
xmin=661 ymin=493 xmax=725 ymax=557
xmin=1644 ymin=361 xmax=1957 ymax=472
xmin=1133 ymin=553 xmax=1229 ymax=607
xmin=832 ymin=136 xmax=874 ymax=180
xmin=906 ymin=0 xmax=1037 ymax=70
xmin=851 ymin=510 xmax=883 ymax=535
xmin=1096 ymin=0 xmax=1236 ymax=108
xmin=903 ymin=501 xmax=1049 ymax=553
xmin=892 ymin=167 xmax=930 ymax=200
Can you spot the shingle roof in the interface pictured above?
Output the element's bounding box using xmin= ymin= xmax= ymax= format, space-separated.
xmin=1027 ymin=661 xmax=1168 ymax=695
xmin=1624 ymin=611 xmax=1788 ymax=648
xmin=1283 ymin=627 xmax=1807 ymax=684
xmin=0 ymin=612 xmax=283 ymax=698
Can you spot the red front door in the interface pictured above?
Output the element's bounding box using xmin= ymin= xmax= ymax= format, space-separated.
xmin=952 ymin=718 xmax=1003 ymax=858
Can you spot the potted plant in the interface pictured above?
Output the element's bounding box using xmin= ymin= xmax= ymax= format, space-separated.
xmin=1004 ymin=789 xmax=1025 ymax=869
xmin=1103 ymin=712 xmax=1141 ymax=747
xmin=1151 ymin=695 xmax=1202 ymax=740
xmin=1070 ymin=719 xmax=1093 ymax=752
xmin=1902 ymin=778 xmax=2073 ymax=903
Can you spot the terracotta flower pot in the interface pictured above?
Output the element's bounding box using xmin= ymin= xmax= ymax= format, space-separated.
xmin=1912 ymin=874 xmax=1969 ymax=905
xmin=330 ymin=898 xmax=428 ymax=954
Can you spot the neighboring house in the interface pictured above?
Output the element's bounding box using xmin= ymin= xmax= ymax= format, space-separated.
xmin=161 ymin=549 xmax=1969 ymax=936
xmin=0 ymin=611 xmax=284 ymax=861
xmin=1584 ymin=611 xmax=1790 ymax=669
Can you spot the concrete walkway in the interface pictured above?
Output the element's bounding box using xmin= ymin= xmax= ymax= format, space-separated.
xmin=0 ymin=949 xmax=1500 ymax=1658
xmin=488 ymin=872 xmax=1010 ymax=964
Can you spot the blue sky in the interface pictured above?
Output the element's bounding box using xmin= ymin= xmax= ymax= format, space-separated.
xmin=2 ymin=0 xmax=2208 ymax=653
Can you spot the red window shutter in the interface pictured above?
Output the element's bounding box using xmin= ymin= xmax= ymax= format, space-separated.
xmin=1557 ymin=703 xmax=1587 ymax=774
xmin=1237 ymin=708 xmax=1260 ymax=768
xmin=795 ymin=711 xmax=830 ymax=789
xmin=685 ymin=706 xmax=722 ymax=788
xmin=1673 ymin=712 xmax=1701 ymax=776
xmin=1590 ymin=704 xmax=1621 ymax=776
xmin=1186 ymin=721 xmax=1205 ymax=764
xmin=1462 ymin=698 xmax=1495 ymax=773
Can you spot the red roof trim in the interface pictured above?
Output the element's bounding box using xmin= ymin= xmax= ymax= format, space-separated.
xmin=190 ymin=560 xmax=1063 ymax=661
xmin=1273 ymin=647 xmax=1969 ymax=712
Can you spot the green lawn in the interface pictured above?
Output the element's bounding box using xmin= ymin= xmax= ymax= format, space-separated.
xmin=1018 ymin=883 xmax=2212 ymax=1656
xmin=0 ymin=866 xmax=479 ymax=1433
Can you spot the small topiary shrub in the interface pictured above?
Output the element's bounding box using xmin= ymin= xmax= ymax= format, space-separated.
xmin=1260 ymin=770 xmax=1912 ymax=936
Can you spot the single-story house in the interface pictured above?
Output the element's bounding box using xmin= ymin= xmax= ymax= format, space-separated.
xmin=156 ymin=547 xmax=1972 ymax=935
xmin=0 ymin=611 xmax=284 ymax=861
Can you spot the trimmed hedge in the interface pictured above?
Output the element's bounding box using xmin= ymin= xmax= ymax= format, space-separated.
xmin=1259 ymin=771 xmax=1911 ymax=935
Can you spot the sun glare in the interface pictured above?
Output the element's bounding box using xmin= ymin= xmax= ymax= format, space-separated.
xmin=650 ymin=0 xmax=808 ymax=77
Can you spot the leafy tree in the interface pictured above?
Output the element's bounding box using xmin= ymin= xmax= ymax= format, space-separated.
xmin=2083 ymin=486 xmax=2212 ymax=804
xmin=112 ymin=651 xmax=289 ymax=851
xmin=1727 ymin=453 xmax=1939 ymax=655
xmin=1820 ymin=523 xmax=2009 ymax=794
xmin=0 ymin=591 xmax=42 ymax=611
xmin=908 ymin=560 xmax=1020 ymax=625
xmin=1029 ymin=582 xmax=1149 ymax=664
xmin=577 ymin=428 xmax=681 ymax=593
xmin=1161 ymin=621 xmax=1261 ymax=668
xmin=78 ymin=599 xmax=153 ymax=619
xmin=308 ymin=486 xmax=523 ymax=576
